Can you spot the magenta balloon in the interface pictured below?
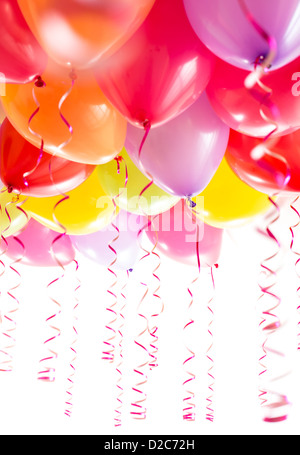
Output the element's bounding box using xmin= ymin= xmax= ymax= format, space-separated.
xmin=146 ymin=200 xmax=223 ymax=267
xmin=3 ymin=219 xmax=75 ymax=267
xmin=95 ymin=0 xmax=215 ymax=129
xmin=71 ymin=211 xmax=146 ymax=271
xmin=125 ymin=92 xmax=229 ymax=197
xmin=183 ymin=0 xmax=300 ymax=71
xmin=0 ymin=0 xmax=47 ymax=84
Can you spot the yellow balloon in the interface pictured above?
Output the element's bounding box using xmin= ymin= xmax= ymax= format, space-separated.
xmin=191 ymin=158 xmax=273 ymax=229
xmin=0 ymin=191 xmax=30 ymax=238
xmin=22 ymin=170 xmax=117 ymax=236
xmin=97 ymin=149 xmax=179 ymax=216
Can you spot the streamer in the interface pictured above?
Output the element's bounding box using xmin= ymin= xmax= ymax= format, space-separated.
xmin=182 ymin=224 xmax=201 ymax=422
xmin=65 ymin=259 xmax=80 ymax=418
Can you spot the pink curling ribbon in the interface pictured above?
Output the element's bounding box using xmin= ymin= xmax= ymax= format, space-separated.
xmin=182 ymin=224 xmax=201 ymax=422
xmin=38 ymin=69 xmax=76 ymax=384
xmin=206 ymin=265 xmax=218 ymax=423
xmin=130 ymin=122 xmax=163 ymax=420
xmin=239 ymin=0 xmax=292 ymax=423
xmin=114 ymin=270 xmax=130 ymax=428
xmin=289 ymin=197 xmax=300 ymax=352
xmin=0 ymin=196 xmax=27 ymax=373
xmin=65 ymin=259 xmax=80 ymax=418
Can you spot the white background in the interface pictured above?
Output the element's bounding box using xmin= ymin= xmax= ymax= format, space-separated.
xmin=0 ymin=196 xmax=300 ymax=436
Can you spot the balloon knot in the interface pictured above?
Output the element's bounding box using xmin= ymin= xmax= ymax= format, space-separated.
xmin=142 ymin=119 xmax=151 ymax=131
xmin=187 ymin=197 xmax=197 ymax=209
xmin=69 ymin=69 xmax=77 ymax=81
xmin=7 ymin=185 xmax=14 ymax=194
xmin=34 ymin=76 xmax=46 ymax=88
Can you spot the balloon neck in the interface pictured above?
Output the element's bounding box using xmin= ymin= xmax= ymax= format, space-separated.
xmin=187 ymin=197 xmax=196 ymax=209
xmin=34 ymin=76 xmax=46 ymax=88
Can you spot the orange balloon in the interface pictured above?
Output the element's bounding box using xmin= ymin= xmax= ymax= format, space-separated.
xmin=17 ymin=0 xmax=156 ymax=69
xmin=1 ymin=63 xmax=127 ymax=165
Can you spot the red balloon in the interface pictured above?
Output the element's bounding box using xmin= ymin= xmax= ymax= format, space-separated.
xmin=206 ymin=57 xmax=300 ymax=138
xmin=3 ymin=219 xmax=75 ymax=267
xmin=0 ymin=119 xmax=95 ymax=197
xmin=146 ymin=200 xmax=223 ymax=267
xmin=0 ymin=0 xmax=47 ymax=84
xmin=95 ymin=0 xmax=215 ymax=129
xmin=225 ymin=129 xmax=300 ymax=195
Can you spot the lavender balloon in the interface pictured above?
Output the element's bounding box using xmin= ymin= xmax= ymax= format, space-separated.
xmin=125 ymin=92 xmax=229 ymax=198
xmin=72 ymin=211 xmax=146 ymax=271
xmin=183 ymin=0 xmax=300 ymax=71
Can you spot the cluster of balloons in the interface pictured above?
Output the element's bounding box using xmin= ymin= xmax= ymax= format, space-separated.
xmin=0 ymin=0 xmax=300 ymax=273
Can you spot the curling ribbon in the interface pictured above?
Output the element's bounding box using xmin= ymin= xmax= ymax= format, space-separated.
xmin=257 ymin=198 xmax=291 ymax=422
xmin=182 ymin=223 xmax=201 ymax=422
xmin=65 ymin=259 xmax=80 ymax=418
xmin=130 ymin=122 xmax=163 ymax=420
xmin=206 ymin=265 xmax=218 ymax=423
xmin=114 ymin=270 xmax=130 ymax=427
xmin=38 ymin=70 xmax=76 ymax=383
xmin=137 ymin=122 xmax=163 ymax=371
xmin=0 ymin=196 xmax=27 ymax=373
xmin=289 ymin=197 xmax=300 ymax=352
xmin=102 ymin=156 xmax=128 ymax=364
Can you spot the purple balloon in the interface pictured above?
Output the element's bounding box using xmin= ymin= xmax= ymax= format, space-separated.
xmin=2 ymin=219 xmax=75 ymax=267
xmin=183 ymin=0 xmax=300 ymax=71
xmin=71 ymin=211 xmax=146 ymax=271
xmin=125 ymin=92 xmax=229 ymax=198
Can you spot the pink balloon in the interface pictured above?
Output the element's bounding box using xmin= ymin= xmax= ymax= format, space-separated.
xmin=95 ymin=0 xmax=215 ymax=128
xmin=206 ymin=57 xmax=300 ymax=138
xmin=125 ymin=92 xmax=229 ymax=197
xmin=71 ymin=211 xmax=147 ymax=271
xmin=146 ymin=200 xmax=223 ymax=267
xmin=184 ymin=0 xmax=300 ymax=71
xmin=2 ymin=219 xmax=75 ymax=267
xmin=0 ymin=0 xmax=47 ymax=84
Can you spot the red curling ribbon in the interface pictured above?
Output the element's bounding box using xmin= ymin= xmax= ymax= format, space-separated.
xmin=38 ymin=70 xmax=76 ymax=383
xmin=257 ymin=197 xmax=291 ymax=423
xmin=65 ymin=259 xmax=80 ymax=418
xmin=102 ymin=156 xmax=128 ymax=364
xmin=182 ymin=224 xmax=201 ymax=422
xmin=206 ymin=265 xmax=217 ymax=423
xmin=289 ymin=197 xmax=300 ymax=351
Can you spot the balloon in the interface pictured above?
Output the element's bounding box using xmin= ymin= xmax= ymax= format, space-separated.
xmin=183 ymin=0 xmax=300 ymax=72
xmin=95 ymin=0 xmax=215 ymax=128
xmin=191 ymin=157 xmax=272 ymax=229
xmin=1 ymin=63 xmax=127 ymax=165
xmin=125 ymin=93 xmax=229 ymax=197
xmin=2 ymin=219 xmax=75 ymax=267
xmin=72 ymin=211 xmax=146 ymax=271
xmin=206 ymin=57 xmax=300 ymax=138
xmin=0 ymin=119 xmax=95 ymax=197
xmin=22 ymin=170 xmax=117 ymax=236
xmin=0 ymin=0 xmax=47 ymax=84
xmin=17 ymin=0 xmax=155 ymax=70
xmin=145 ymin=200 xmax=223 ymax=267
xmin=97 ymin=149 xmax=179 ymax=216
xmin=225 ymin=129 xmax=300 ymax=196
xmin=0 ymin=190 xmax=30 ymax=238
